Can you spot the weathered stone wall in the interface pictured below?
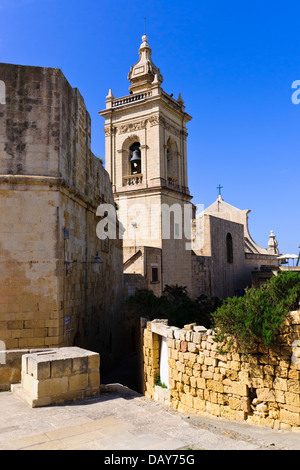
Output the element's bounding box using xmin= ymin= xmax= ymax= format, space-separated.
xmin=124 ymin=246 xmax=163 ymax=297
xmin=192 ymin=214 xmax=251 ymax=299
xmin=0 ymin=348 xmax=46 ymax=391
xmin=191 ymin=254 xmax=212 ymax=298
xmin=142 ymin=313 xmax=300 ymax=431
xmin=0 ymin=63 xmax=125 ymax=372
xmin=191 ymin=209 xmax=279 ymax=300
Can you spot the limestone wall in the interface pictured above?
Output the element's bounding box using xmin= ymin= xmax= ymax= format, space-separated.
xmin=0 ymin=348 xmax=45 ymax=391
xmin=124 ymin=246 xmax=162 ymax=297
xmin=0 ymin=63 xmax=125 ymax=372
xmin=142 ymin=313 xmax=300 ymax=431
xmin=192 ymin=214 xmax=251 ymax=299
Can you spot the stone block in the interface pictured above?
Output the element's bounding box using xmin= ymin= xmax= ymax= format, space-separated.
xmin=193 ymin=396 xmax=206 ymax=412
xmin=151 ymin=320 xmax=169 ymax=337
xmin=194 ymin=326 xmax=207 ymax=333
xmin=206 ymin=401 xmax=220 ymax=417
xmin=288 ymin=380 xmax=300 ymax=394
xmin=11 ymin=347 xmax=100 ymax=407
xmin=196 ymin=377 xmax=206 ymax=389
xmin=220 ymin=405 xmax=237 ymax=420
xmin=192 ymin=332 xmax=201 ymax=344
xmin=285 ymin=392 xmax=300 ymax=407
xmin=280 ymin=408 xmax=300 ymax=427
xmin=27 ymin=355 xmax=51 ymax=380
xmin=187 ymin=342 xmax=198 ymax=353
xmin=51 ymin=358 xmax=72 ymax=378
xmin=72 ymin=356 xmax=88 ymax=374
xmin=184 ymin=323 xmax=196 ymax=331
xmin=37 ymin=376 xmax=69 ymax=398
xmin=256 ymin=388 xmax=275 ymax=402
xmin=229 ymin=396 xmax=242 ymax=411
xmin=273 ymin=377 xmax=288 ymax=391
xmin=180 ymin=341 xmax=188 ymax=353
xmin=206 ymin=379 xmax=224 ymax=394
xmin=88 ymin=370 xmax=100 ymax=389
xmin=231 ymin=382 xmax=248 ymax=397
xmin=69 ymin=373 xmax=89 ymax=392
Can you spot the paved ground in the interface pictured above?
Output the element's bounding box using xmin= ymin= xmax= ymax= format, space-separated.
xmin=0 ymin=384 xmax=299 ymax=451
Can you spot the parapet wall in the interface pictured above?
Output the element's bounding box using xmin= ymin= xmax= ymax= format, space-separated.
xmin=142 ymin=312 xmax=300 ymax=431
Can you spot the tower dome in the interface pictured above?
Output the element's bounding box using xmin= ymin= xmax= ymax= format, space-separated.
xmin=127 ymin=35 xmax=163 ymax=93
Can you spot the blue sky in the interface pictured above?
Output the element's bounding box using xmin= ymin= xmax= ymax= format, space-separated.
xmin=0 ymin=0 xmax=299 ymax=255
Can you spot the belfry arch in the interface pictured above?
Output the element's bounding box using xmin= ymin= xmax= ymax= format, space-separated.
xmin=121 ymin=135 xmax=142 ymax=184
xmin=166 ymin=137 xmax=179 ymax=185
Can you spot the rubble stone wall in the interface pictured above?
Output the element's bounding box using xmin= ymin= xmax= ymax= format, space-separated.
xmin=142 ymin=312 xmax=300 ymax=431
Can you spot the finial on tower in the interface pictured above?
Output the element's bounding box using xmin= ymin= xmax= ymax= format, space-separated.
xmin=128 ymin=31 xmax=163 ymax=93
xmin=267 ymin=230 xmax=279 ymax=255
xmin=141 ymin=17 xmax=148 ymax=46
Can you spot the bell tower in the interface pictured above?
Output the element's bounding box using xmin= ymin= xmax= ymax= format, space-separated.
xmin=99 ymin=35 xmax=193 ymax=294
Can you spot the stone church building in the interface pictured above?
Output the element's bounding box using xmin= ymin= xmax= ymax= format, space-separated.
xmin=99 ymin=35 xmax=279 ymax=300
xmin=0 ymin=35 xmax=280 ymax=371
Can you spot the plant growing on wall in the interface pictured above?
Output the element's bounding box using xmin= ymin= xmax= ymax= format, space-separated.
xmin=154 ymin=373 xmax=168 ymax=389
xmin=212 ymin=271 xmax=300 ymax=353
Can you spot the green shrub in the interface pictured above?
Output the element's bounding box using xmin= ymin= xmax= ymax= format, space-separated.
xmin=123 ymin=285 xmax=219 ymax=329
xmin=212 ymin=271 xmax=300 ymax=353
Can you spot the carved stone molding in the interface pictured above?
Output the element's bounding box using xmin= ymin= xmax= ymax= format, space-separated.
xmin=104 ymin=127 xmax=116 ymax=137
xmin=149 ymin=114 xmax=181 ymax=138
xmin=181 ymin=130 xmax=188 ymax=140
xmin=104 ymin=116 xmax=187 ymax=139
xmin=118 ymin=119 xmax=147 ymax=134
xmin=148 ymin=115 xmax=160 ymax=127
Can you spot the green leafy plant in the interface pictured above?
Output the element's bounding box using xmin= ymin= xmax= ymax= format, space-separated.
xmin=212 ymin=272 xmax=300 ymax=353
xmin=154 ymin=373 xmax=168 ymax=388
xmin=123 ymin=285 xmax=219 ymax=329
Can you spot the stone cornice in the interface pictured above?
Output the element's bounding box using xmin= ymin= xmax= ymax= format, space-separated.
xmin=114 ymin=183 xmax=192 ymax=201
xmin=0 ymin=174 xmax=105 ymax=211
xmin=104 ymin=113 xmax=188 ymax=140
xmin=0 ymin=174 xmax=64 ymax=186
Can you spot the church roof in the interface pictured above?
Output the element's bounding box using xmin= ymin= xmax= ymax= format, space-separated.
xmin=200 ymin=195 xmax=278 ymax=256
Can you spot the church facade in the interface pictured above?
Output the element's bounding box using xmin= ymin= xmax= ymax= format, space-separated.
xmin=99 ymin=35 xmax=280 ymax=300
xmin=191 ymin=195 xmax=279 ymax=299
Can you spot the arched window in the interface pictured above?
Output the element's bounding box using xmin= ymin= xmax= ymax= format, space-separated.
xmin=122 ymin=137 xmax=143 ymax=186
xmin=226 ymin=233 xmax=233 ymax=263
xmin=166 ymin=138 xmax=179 ymax=184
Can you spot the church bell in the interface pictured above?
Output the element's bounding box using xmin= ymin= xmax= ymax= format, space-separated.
xmin=130 ymin=149 xmax=141 ymax=163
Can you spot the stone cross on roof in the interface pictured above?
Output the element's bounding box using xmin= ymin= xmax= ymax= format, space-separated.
xmin=217 ymin=184 xmax=223 ymax=197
